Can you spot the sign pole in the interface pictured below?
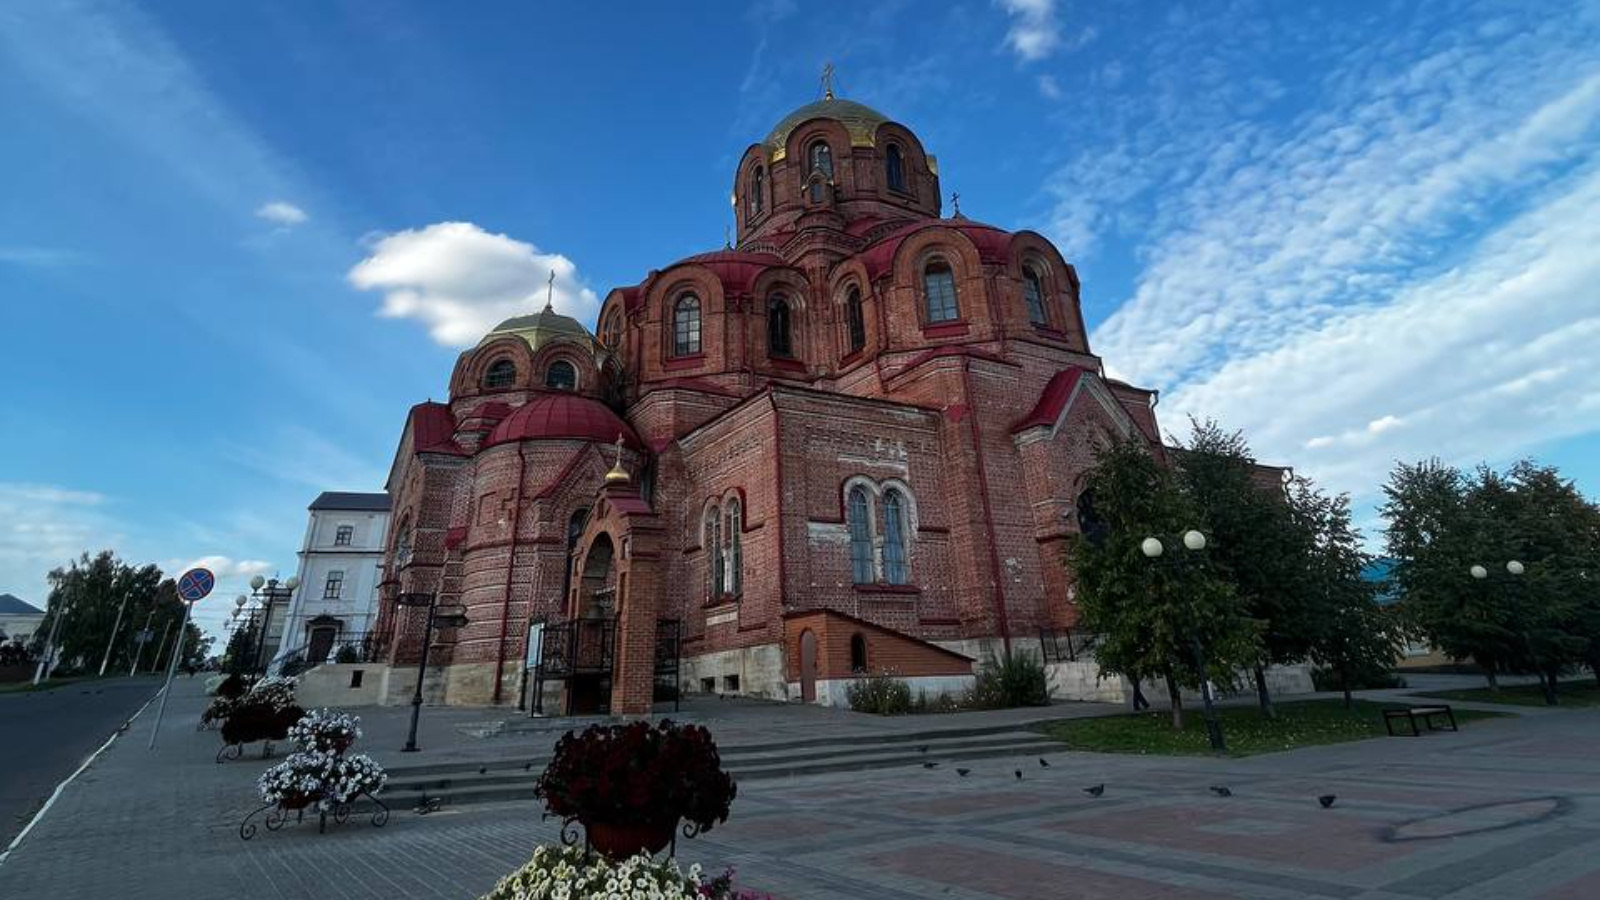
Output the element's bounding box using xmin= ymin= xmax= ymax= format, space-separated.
xmin=147 ymin=599 xmax=193 ymax=749
xmin=129 ymin=609 xmax=155 ymax=676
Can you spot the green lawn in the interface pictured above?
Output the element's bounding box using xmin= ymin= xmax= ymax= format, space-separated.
xmin=1034 ymin=699 xmax=1508 ymax=757
xmin=0 ymin=675 xmax=99 ymax=694
xmin=1416 ymin=680 xmax=1600 ymax=708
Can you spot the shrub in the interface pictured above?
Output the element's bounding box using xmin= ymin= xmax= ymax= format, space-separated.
xmin=846 ymin=670 xmax=913 ymax=715
xmin=970 ymin=650 xmax=1051 ymax=709
xmin=334 ymin=644 xmax=360 ymax=664
xmin=534 ymin=720 xmax=736 ymax=834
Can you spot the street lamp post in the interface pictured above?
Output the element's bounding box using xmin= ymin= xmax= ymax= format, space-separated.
xmin=397 ymin=592 xmax=468 ymax=753
xmin=1469 ymin=559 xmax=1549 ymax=703
xmin=1143 ymin=529 xmax=1227 ymax=753
xmin=248 ymin=575 xmax=299 ymax=676
xmin=98 ymin=591 xmax=131 ymax=677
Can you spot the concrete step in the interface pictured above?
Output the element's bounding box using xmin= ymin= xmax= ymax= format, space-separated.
xmin=374 ymin=732 xmax=1065 ymax=810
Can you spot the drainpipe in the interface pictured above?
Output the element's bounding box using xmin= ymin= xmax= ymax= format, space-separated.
xmin=766 ymin=389 xmax=788 ymax=609
xmin=961 ymin=359 xmax=1012 ymax=655
xmin=494 ymin=443 xmax=529 ymax=704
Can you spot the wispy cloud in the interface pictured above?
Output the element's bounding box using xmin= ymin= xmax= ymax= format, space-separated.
xmin=221 ymin=424 xmax=386 ymax=493
xmin=1065 ymin=8 xmax=1600 ymax=497
xmin=0 ymin=482 xmax=121 ymax=604
xmin=255 ymin=200 xmax=308 ymax=227
xmin=348 ymin=221 xmax=600 ymax=346
xmin=997 ymin=0 xmax=1060 ymax=62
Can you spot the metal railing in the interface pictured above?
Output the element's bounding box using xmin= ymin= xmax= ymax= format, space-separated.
xmin=1039 ymin=627 xmax=1099 ymax=663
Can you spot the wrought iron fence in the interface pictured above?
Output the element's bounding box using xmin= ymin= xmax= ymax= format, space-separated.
xmin=1039 ymin=627 xmax=1099 ymax=663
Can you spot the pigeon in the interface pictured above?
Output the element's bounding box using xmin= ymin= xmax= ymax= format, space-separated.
xmin=523 ymin=762 xmax=533 ymax=772
xmin=478 ymin=766 xmax=487 ymax=775
xmin=921 ymin=761 xmax=939 ymax=769
xmin=918 ymin=745 xmax=929 ymax=754
xmin=1083 ymin=784 xmax=1105 ymax=798
xmin=1318 ymin=795 xmax=1337 ymax=809
xmin=1014 ymin=769 xmax=1023 ymax=781
xmin=1039 ymin=758 xmax=1051 ymax=768
xmin=415 ymin=797 xmax=444 ymax=815
xmin=1209 ymin=786 xmax=1232 ymax=797
xmin=956 ymin=768 xmax=971 ymax=777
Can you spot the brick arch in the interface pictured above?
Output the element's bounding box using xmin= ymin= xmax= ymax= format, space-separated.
xmin=828 ymin=262 xmax=875 ymax=362
xmin=888 ymin=228 xmax=988 ymax=331
xmin=452 ymin=336 xmax=536 ymax=396
xmin=752 ymin=268 xmax=812 ymax=369
xmin=645 ymin=268 xmax=725 ymax=375
xmin=1008 ymin=231 xmax=1088 ymax=349
xmin=530 ymin=340 xmax=598 ymax=394
xmin=735 ymin=144 xmax=772 ymax=231
xmin=567 ymin=480 xmax=665 ymax=715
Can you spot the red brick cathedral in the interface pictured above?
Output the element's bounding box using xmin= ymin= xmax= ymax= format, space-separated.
xmin=372 ymin=89 xmax=1170 ymax=714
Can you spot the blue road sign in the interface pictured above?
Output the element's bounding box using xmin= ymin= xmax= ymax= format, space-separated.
xmin=177 ymin=567 xmax=215 ymax=603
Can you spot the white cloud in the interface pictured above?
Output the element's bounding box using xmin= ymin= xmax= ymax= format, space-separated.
xmin=255 ymin=200 xmax=308 ymax=227
xmin=172 ymin=556 xmax=274 ymax=581
xmin=348 ymin=221 xmax=600 ymax=346
xmin=1037 ymin=74 xmax=1063 ymax=100
xmin=998 ymin=0 xmax=1059 ymax=62
xmin=1064 ymin=12 xmax=1600 ymax=499
xmin=0 ymin=482 xmax=121 ymax=605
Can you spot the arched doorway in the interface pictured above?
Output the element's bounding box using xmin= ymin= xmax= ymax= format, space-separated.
xmin=569 ymin=533 xmax=617 ymax=714
xmin=306 ymin=616 xmax=342 ymax=665
xmin=799 ymin=629 xmax=818 ymax=703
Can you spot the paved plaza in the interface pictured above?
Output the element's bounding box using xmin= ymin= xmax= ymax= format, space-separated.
xmin=2 ymin=679 xmax=1598 ymax=899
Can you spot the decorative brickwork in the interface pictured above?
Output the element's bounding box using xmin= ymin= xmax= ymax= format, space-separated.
xmin=372 ymin=92 xmax=1184 ymax=711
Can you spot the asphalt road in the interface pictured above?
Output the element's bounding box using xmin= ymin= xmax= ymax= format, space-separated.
xmin=0 ymin=675 xmax=164 ymax=848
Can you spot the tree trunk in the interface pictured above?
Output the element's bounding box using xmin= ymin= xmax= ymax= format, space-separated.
xmin=1485 ymin=665 xmax=1499 ymax=691
xmin=1339 ymin=661 xmax=1353 ymax=708
xmin=1165 ymin=672 xmax=1185 ymax=730
xmin=1253 ymin=665 xmax=1275 ymax=720
xmin=1543 ymin=667 xmax=1560 ymax=706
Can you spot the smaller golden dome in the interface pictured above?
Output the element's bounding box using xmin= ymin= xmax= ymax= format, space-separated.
xmin=481 ymin=307 xmax=593 ymax=352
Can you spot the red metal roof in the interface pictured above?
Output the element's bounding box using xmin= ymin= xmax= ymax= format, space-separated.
xmin=410 ymin=402 xmax=468 ymax=456
xmin=485 ymin=394 xmax=643 ymax=450
xmin=1011 ymin=368 xmax=1087 ymax=434
xmin=671 ymin=249 xmax=787 ymax=296
xmin=858 ymin=219 xmax=1014 ymax=280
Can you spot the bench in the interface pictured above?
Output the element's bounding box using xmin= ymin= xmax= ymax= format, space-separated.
xmin=1384 ymin=704 xmax=1458 ymax=736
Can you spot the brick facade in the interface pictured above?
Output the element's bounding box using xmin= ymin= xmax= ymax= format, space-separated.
xmin=371 ymin=92 xmax=1171 ymax=713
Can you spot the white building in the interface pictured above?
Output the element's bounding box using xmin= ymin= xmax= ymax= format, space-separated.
xmin=273 ymin=491 xmax=391 ymax=669
xmin=0 ymin=593 xmax=45 ymax=645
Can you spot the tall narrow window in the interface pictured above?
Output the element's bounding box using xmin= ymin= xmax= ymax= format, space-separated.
xmin=847 ymin=486 xmax=874 ymax=584
xmin=923 ymin=261 xmax=960 ymax=323
xmin=1023 ymin=267 xmax=1048 ymax=325
xmin=886 ymin=144 xmax=906 ymax=192
xmin=544 ymin=360 xmax=577 ymax=390
xmin=725 ymin=498 xmax=742 ymax=596
xmin=751 ymin=166 xmax=765 ymax=215
xmin=394 ymin=519 xmax=413 ymax=566
xmin=484 ymin=358 xmax=517 ymax=389
xmin=705 ymin=505 xmax=724 ymax=597
xmin=808 ymin=141 xmax=833 ymax=202
xmin=674 ymin=295 xmax=701 ymax=356
xmin=323 ymin=570 xmax=345 ymax=600
xmin=600 ymin=311 xmax=621 ymax=348
xmin=850 ymin=633 xmax=869 ymax=673
xmin=767 ymin=294 xmax=793 ymax=358
xmin=846 ymin=287 xmax=866 ymax=352
xmin=883 ymin=489 xmax=909 ymax=584
xmin=334 ymin=525 xmax=354 ymax=547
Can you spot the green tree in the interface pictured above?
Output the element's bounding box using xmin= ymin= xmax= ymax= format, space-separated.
xmin=34 ymin=552 xmax=202 ymax=677
xmin=1295 ymin=481 xmax=1400 ymax=706
xmin=1069 ymin=437 xmax=1259 ymax=730
xmin=1175 ymin=420 xmax=1316 ymax=719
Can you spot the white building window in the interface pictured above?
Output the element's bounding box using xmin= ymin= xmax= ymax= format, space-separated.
xmin=323 ymin=570 xmax=344 ymax=600
xmin=334 ymin=525 xmax=354 ymax=546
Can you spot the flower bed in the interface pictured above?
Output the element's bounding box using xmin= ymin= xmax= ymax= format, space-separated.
xmin=242 ymin=706 xmax=388 ymax=839
xmin=288 ymin=708 xmax=362 ymax=753
xmin=478 ymin=845 xmax=770 ymax=900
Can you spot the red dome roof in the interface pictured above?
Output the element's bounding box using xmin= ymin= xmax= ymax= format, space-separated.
xmin=671 ymin=249 xmax=787 ymax=295
xmin=485 ymin=394 xmax=643 ymax=450
xmin=859 ymin=219 xmax=1013 ymax=280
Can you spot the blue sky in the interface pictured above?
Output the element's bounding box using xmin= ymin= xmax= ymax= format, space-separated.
xmin=2 ymin=0 xmax=1598 ymax=638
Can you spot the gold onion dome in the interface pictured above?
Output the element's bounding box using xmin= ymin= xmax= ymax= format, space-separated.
xmin=766 ymin=96 xmax=890 ymax=160
xmin=481 ymin=306 xmax=592 ymax=352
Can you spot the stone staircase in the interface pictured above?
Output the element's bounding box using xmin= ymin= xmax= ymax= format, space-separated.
xmin=374 ymin=723 xmax=1063 ymax=811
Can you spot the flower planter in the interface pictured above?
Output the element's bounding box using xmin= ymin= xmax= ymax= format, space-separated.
xmin=585 ymin=819 xmax=676 ymax=860
xmin=280 ymin=791 xmax=322 ymax=811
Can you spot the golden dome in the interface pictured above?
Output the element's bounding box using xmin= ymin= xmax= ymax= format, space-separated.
xmin=481 ymin=307 xmax=593 ymax=352
xmin=766 ymin=96 xmax=890 ymax=162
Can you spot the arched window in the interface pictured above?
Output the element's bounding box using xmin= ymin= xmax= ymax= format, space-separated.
xmin=885 ymin=144 xmax=906 ymax=193
xmin=750 ymin=166 xmax=765 ymax=215
xmin=845 ymin=287 xmax=866 ymax=353
xmin=883 ymin=488 xmax=910 ymax=584
xmin=1023 ymin=266 xmax=1048 ymax=325
xmin=393 ymin=518 xmax=413 ymax=566
xmin=767 ymin=294 xmax=793 ymax=358
xmin=847 ymin=486 xmax=874 ymax=584
xmin=850 ymin=633 xmax=869 ymax=674
xmin=724 ymin=498 xmax=742 ymax=596
xmin=704 ymin=505 xmax=723 ymax=597
xmin=808 ymin=141 xmax=833 ymax=202
xmin=599 ymin=310 xmax=621 ymax=348
xmin=544 ymin=360 xmax=577 ymax=390
xmin=484 ymin=358 xmax=517 ymax=389
xmin=1076 ymin=489 xmax=1109 ymax=548
xmin=923 ymin=260 xmax=960 ymax=323
xmin=673 ymin=295 xmax=701 ymax=357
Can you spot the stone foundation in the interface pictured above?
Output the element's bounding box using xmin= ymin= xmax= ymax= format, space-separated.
xmin=794 ymin=673 xmax=977 ymax=708
xmin=681 ymin=644 xmax=786 ymax=700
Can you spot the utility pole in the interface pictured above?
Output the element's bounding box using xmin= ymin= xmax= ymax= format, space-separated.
xmin=129 ymin=608 xmax=156 ymax=676
xmin=150 ymin=619 xmax=174 ymax=675
xmin=32 ymin=601 xmax=68 ymax=686
xmin=98 ymin=592 xmax=131 ymax=677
